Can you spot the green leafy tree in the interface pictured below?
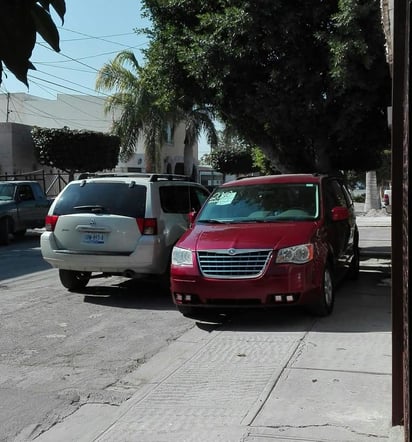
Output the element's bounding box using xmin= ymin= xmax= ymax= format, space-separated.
xmin=204 ymin=145 xmax=254 ymax=177
xmin=251 ymin=147 xmax=277 ymax=176
xmin=141 ymin=0 xmax=391 ymax=174
xmin=0 ymin=0 xmax=66 ymax=86
xmin=31 ymin=126 xmax=120 ymax=180
xmin=203 ymin=127 xmax=275 ymax=176
xmin=202 ymin=131 xmax=254 ymax=176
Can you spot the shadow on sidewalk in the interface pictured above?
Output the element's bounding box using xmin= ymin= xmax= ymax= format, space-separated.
xmin=192 ymin=264 xmax=391 ymax=334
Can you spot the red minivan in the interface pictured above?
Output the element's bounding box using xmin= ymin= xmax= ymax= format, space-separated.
xmin=171 ymin=174 xmax=359 ymax=317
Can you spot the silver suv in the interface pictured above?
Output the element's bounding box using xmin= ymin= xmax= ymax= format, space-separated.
xmin=40 ymin=173 xmax=210 ymax=290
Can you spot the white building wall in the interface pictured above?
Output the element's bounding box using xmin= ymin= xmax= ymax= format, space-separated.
xmin=0 ymin=93 xmax=198 ymax=174
xmin=0 ymin=123 xmax=40 ymax=175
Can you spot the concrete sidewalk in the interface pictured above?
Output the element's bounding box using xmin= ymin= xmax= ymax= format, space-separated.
xmin=356 ymin=215 xmax=391 ymax=227
xmin=32 ymin=255 xmax=399 ymax=441
xmin=356 ymin=215 xmax=391 ymax=259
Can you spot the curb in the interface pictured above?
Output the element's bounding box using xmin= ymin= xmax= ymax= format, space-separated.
xmin=360 ymin=248 xmax=391 ymax=259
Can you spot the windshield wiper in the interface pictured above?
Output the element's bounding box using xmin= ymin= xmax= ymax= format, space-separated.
xmin=73 ymin=205 xmax=106 ymax=213
xmin=199 ymin=218 xmax=270 ymax=224
xmin=234 ymin=219 xmax=266 ymax=223
xmin=198 ymin=219 xmax=232 ymax=224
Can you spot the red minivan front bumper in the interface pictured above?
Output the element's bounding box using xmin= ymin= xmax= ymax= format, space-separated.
xmin=171 ymin=260 xmax=322 ymax=309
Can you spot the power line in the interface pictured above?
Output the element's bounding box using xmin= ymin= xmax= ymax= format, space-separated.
xmin=60 ymin=31 xmax=137 ymax=42
xmin=15 ymin=110 xmax=110 ymax=126
xmin=32 ymin=69 xmax=102 ymax=95
xmin=27 ymin=74 xmax=98 ymax=96
xmin=32 ymin=63 xmax=96 ymax=73
xmin=36 ymin=42 xmax=100 ymax=72
xmin=57 ymin=28 xmax=147 ymax=48
xmin=2 ymin=20 xmax=149 ymax=100
xmin=33 ymin=45 xmax=146 ymax=64
xmin=34 ymin=84 xmax=109 ymax=108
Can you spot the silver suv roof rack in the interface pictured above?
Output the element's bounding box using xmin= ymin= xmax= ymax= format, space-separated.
xmin=77 ymin=172 xmax=191 ymax=182
xmin=149 ymin=174 xmax=191 ymax=182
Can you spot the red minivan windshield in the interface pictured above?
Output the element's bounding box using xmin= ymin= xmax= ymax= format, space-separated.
xmin=197 ymin=183 xmax=319 ymax=223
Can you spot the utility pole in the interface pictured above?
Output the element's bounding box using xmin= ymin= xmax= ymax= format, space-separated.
xmin=6 ymin=92 xmax=10 ymax=122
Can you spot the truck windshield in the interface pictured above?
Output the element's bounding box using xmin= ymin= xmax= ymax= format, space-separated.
xmin=0 ymin=184 xmax=15 ymax=201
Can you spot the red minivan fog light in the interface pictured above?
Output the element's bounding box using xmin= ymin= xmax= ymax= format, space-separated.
xmin=272 ymin=294 xmax=299 ymax=304
xmin=174 ymin=293 xmax=194 ymax=303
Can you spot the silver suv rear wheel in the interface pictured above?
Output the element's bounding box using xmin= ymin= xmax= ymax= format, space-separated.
xmin=59 ymin=269 xmax=91 ymax=291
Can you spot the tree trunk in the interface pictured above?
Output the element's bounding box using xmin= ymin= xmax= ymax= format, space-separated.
xmin=364 ymin=171 xmax=381 ymax=211
xmin=183 ymin=142 xmax=194 ymax=177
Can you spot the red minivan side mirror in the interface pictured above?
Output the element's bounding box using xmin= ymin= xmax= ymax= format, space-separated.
xmin=331 ymin=206 xmax=349 ymax=221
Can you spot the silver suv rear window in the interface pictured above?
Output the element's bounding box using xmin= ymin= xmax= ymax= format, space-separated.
xmin=52 ymin=182 xmax=146 ymax=218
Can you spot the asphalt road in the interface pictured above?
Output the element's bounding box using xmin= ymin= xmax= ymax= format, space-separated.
xmin=0 ymin=230 xmax=51 ymax=282
xmin=0 ymin=263 xmax=195 ymax=441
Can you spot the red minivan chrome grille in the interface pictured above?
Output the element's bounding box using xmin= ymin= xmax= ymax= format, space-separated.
xmin=136 ymin=218 xmax=157 ymax=235
xmin=197 ymin=249 xmax=272 ymax=279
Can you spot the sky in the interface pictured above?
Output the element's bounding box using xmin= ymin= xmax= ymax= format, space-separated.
xmin=1 ymin=0 xmax=150 ymax=98
xmin=0 ymin=0 xmax=210 ymax=156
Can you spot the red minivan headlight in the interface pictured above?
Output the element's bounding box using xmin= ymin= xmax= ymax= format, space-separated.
xmin=276 ymin=244 xmax=314 ymax=264
xmin=172 ymin=246 xmax=193 ymax=266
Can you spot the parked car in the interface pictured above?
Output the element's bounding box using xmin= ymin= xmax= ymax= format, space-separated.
xmin=382 ymin=189 xmax=392 ymax=207
xmin=0 ymin=180 xmax=52 ymax=245
xmin=171 ymin=174 xmax=359 ymax=317
xmin=40 ymin=173 xmax=210 ymax=290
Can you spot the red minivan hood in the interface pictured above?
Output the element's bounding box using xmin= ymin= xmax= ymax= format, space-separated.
xmin=178 ymin=221 xmax=320 ymax=251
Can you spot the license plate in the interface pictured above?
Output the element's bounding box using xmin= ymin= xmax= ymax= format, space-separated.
xmin=82 ymin=233 xmax=105 ymax=244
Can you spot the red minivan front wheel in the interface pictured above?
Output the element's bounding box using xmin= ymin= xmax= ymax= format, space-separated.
xmin=308 ymin=264 xmax=334 ymax=317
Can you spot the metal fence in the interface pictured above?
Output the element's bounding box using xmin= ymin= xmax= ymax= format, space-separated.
xmin=0 ymin=170 xmax=69 ymax=198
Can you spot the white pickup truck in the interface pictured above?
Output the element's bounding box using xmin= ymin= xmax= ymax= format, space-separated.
xmin=0 ymin=181 xmax=52 ymax=245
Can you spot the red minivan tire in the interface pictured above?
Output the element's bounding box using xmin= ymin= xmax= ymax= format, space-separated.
xmin=308 ymin=264 xmax=334 ymax=317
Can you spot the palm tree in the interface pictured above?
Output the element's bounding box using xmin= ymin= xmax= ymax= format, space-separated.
xmin=97 ymin=51 xmax=218 ymax=176
xmin=180 ymin=105 xmax=218 ymax=177
xmin=364 ymin=170 xmax=381 ymax=211
xmin=95 ymin=50 xmax=168 ymax=172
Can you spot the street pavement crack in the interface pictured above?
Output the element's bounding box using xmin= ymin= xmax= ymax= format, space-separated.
xmin=264 ymin=423 xmax=383 ymax=439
